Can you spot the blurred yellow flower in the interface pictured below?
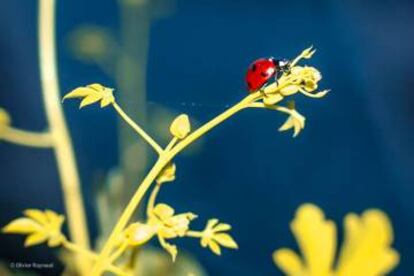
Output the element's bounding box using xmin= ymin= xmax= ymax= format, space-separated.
xmin=123 ymin=203 xmax=196 ymax=261
xmin=156 ymin=162 xmax=177 ymax=185
xmin=3 ymin=209 xmax=65 ymax=247
xmin=198 ymin=219 xmax=238 ymax=255
xmin=170 ymin=114 xmax=191 ymax=139
xmin=273 ymin=204 xmax=399 ymax=276
xmin=149 ymin=203 xmax=197 ymax=239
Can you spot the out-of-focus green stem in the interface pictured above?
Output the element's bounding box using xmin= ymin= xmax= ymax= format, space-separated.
xmin=38 ymin=0 xmax=90 ymax=274
xmin=0 ymin=127 xmax=53 ymax=148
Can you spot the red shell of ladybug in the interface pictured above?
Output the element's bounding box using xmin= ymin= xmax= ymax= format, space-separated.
xmin=245 ymin=58 xmax=277 ymax=93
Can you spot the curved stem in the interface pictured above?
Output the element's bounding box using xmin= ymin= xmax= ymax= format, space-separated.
xmin=112 ymin=102 xmax=163 ymax=154
xmin=1 ymin=127 xmax=53 ymax=148
xmin=146 ymin=183 xmax=161 ymax=216
xmin=62 ymin=240 xmax=128 ymax=276
xmin=108 ymin=241 xmax=129 ymax=265
xmin=90 ymin=92 xmax=261 ymax=275
xmin=90 ymin=158 xmax=166 ymax=275
xmin=38 ymin=0 xmax=90 ymax=273
xmin=164 ymin=137 xmax=178 ymax=153
xmin=165 ymin=92 xmax=259 ymax=159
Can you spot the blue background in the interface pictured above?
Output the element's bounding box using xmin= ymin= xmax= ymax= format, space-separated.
xmin=1 ymin=0 xmax=414 ymax=275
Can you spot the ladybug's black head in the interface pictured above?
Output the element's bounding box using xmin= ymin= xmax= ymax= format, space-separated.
xmin=276 ymin=58 xmax=291 ymax=72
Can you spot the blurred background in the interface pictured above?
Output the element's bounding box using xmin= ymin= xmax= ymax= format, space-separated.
xmin=1 ymin=0 xmax=414 ymax=275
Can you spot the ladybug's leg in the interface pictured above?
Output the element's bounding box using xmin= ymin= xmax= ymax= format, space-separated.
xmin=274 ymin=74 xmax=280 ymax=88
xmin=259 ymin=88 xmax=267 ymax=97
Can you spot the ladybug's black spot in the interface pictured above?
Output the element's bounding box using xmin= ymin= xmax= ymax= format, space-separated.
xmin=260 ymin=72 xmax=268 ymax=77
xmin=247 ymin=81 xmax=252 ymax=88
xmin=251 ymin=64 xmax=257 ymax=72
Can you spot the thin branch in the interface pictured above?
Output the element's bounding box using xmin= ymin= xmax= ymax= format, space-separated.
xmin=112 ymin=102 xmax=163 ymax=154
xmin=1 ymin=127 xmax=53 ymax=148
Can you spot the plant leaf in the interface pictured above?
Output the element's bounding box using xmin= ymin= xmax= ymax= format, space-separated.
xmin=208 ymin=240 xmax=221 ymax=255
xmin=24 ymin=232 xmax=48 ymax=247
xmin=80 ymin=94 xmax=102 ymax=108
xmin=63 ymin=87 xmax=94 ymax=99
xmin=2 ymin=218 xmax=42 ymax=234
xmin=214 ymin=223 xmax=232 ymax=232
xmin=24 ymin=209 xmax=48 ymax=225
xmin=214 ymin=233 xmax=238 ymax=249
xmin=301 ymin=45 xmax=316 ymax=59
xmin=63 ymin=83 xmax=114 ymax=109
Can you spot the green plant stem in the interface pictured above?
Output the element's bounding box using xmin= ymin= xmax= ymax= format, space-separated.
xmin=91 ymin=158 xmax=166 ymax=275
xmin=38 ymin=0 xmax=90 ymax=274
xmin=146 ymin=183 xmax=161 ymax=216
xmin=112 ymin=102 xmax=163 ymax=154
xmin=108 ymin=241 xmax=129 ymax=266
xmin=185 ymin=231 xmax=203 ymax=238
xmin=0 ymin=127 xmax=53 ymax=147
xmin=90 ymin=91 xmax=261 ymax=275
xmin=62 ymin=240 xmax=127 ymax=276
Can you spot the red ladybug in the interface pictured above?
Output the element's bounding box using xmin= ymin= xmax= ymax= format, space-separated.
xmin=245 ymin=57 xmax=290 ymax=93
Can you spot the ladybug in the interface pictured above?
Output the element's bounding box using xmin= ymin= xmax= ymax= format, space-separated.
xmin=245 ymin=57 xmax=290 ymax=93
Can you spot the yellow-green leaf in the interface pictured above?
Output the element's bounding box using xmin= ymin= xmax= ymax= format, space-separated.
xmin=2 ymin=218 xmax=42 ymax=234
xmin=301 ymin=45 xmax=316 ymax=59
xmin=208 ymin=240 xmax=221 ymax=255
xmin=24 ymin=209 xmax=48 ymax=225
xmin=214 ymin=223 xmax=231 ymax=232
xmin=214 ymin=233 xmax=238 ymax=249
xmin=278 ymin=109 xmax=305 ymax=138
xmin=63 ymin=83 xmax=114 ymax=109
xmin=3 ymin=209 xmax=65 ymax=248
xmin=170 ymin=114 xmax=191 ymax=139
xmin=80 ymin=94 xmax=102 ymax=108
xmin=24 ymin=232 xmax=48 ymax=247
xmin=63 ymin=87 xmax=93 ymax=99
xmin=100 ymin=95 xmax=115 ymax=108
xmin=88 ymin=83 xmax=105 ymax=91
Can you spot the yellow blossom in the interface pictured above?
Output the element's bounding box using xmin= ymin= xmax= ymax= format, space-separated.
xmin=3 ymin=209 xmax=65 ymax=247
xmin=273 ymin=204 xmax=399 ymax=276
xmin=170 ymin=114 xmax=191 ymax=139
xmin=198 ymin=219 xmax=238 ymax=255
xmin=123 ymin=222 xmax=155 ymax=246
xmin=149 ymin=203 xmax=197 ymax=239
xmin=250 ymin=46 xmax=329 ymax=137
xmin=156 ymin=162 xmax=176 ymax=184
xmin=123 ymin=203 xmax=196 ymax=261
